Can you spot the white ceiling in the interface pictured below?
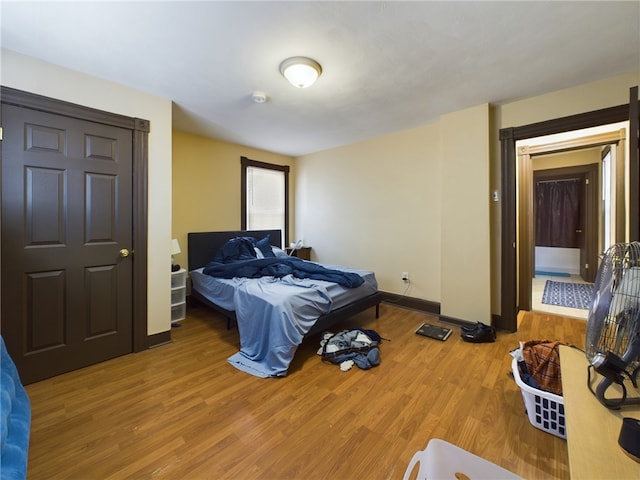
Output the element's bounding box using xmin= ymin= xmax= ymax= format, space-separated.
xmin=2 ymin=1 xmax=639 ymax=156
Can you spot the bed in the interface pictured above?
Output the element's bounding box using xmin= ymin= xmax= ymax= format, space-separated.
xmin=188 ymin=230 xmax=381 ymax=377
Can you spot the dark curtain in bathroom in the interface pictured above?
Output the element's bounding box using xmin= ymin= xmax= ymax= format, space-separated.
xmin=535 ymin=179 xmax=580 ymax=248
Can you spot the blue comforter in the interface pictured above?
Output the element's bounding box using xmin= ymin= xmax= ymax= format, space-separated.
xmin=203 ymin=257 xmax=364 ymax=288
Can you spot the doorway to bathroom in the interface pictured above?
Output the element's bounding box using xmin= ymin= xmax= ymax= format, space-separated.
xmin=520 ymin=126 xmax=627 ymax=319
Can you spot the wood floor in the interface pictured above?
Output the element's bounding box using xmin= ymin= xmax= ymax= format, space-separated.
xmin=25 ymin=303 xmax=586 ymax=479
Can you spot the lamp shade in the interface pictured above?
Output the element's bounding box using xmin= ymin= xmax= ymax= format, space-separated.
xmin=171 ymin=238 xmax=181 ymax=256
xmin=279 ymin=57 xmax=322 ymax=88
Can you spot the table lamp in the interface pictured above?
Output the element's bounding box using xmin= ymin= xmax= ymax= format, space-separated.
xmin=171 ymin=238 xmax=181 ymax=272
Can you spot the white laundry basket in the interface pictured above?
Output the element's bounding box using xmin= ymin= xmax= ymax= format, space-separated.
xmin=511 ymin=357 xmax=566 ymax=439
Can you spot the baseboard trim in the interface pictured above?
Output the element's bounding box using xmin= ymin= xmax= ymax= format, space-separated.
xmin=380 ymin=292 xmax=440 ymax=315
xmin=438 ymin=313 xmax=503 ymax=330
xmin=147 ymin=330 xmax=172 ymax=349
xmin=380 ymin=292 xmax=502 ymax=330
xmin=144 ymin=299 xmax=501 ymax=348
xmin=437 ymin=315 xmax=472 ymax=328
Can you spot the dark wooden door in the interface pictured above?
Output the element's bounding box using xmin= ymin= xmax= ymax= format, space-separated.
xmin=578 ymin=175 xmax=588 ymax=280
xmin=630 ymin=86 xmax=639 ymax=241
xmin=1 ymin=104 xmax=134 ymax=384
xmin=579 ymin=165 xmax=598 ymax=283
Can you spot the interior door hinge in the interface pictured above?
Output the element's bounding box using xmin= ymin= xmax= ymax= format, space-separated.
xmin=0 ymin=126 xmax=3 ymax=141
xmin=585 ymin=178 xmax=589 ymax=185
xmin=585 ymin=263 xmax=589 ymax=269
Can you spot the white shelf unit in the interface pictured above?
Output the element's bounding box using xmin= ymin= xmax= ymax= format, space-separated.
xmin=171 ymin=268 xmax=187 ymax=323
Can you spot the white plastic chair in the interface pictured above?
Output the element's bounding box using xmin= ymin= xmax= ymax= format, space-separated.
xmin=403 ymin=438 xmax=524 ymax=480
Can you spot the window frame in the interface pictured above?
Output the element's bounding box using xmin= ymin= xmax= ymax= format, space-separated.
xmin=241 ymin=156 xmax=289 ymax=246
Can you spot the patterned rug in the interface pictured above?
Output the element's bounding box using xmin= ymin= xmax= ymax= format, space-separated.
xmin=541 ymin=280 xmax=594 ymax=310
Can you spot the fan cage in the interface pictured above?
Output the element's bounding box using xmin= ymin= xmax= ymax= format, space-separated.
xmin=585 ymin=242 xmax=640 ymax=374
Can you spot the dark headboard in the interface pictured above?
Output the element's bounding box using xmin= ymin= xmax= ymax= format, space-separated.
xmin=188 ymin=230 xmax=282 ymax=271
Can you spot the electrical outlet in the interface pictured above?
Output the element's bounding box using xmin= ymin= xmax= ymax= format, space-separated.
xmin=402 ymin=272 xmax=409 ymax=282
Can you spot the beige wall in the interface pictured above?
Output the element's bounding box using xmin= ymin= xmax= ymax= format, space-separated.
xmin=295 ymin=105 xmax=491 ymax=322
xmin=1 ymin=49 xmax=173 ymax=336
xmin=497 ymin=73 xmax=639 ymax=129
xmin=171 ymin=131 xmax=295 ymax=270
xmin=440 ymin=104 xmax=491 ymax=321
xmin=532 ymin=149 xmax=601 ymax=171
xmin=295 ymin=123 xmax=443 ymax=303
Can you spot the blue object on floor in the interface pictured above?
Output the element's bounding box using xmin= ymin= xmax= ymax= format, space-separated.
xmin=541 ymin=280 xmax=594 ymax=310
xmin=1 ymin=336 xmax=31 ymax=480
xmin=535 ymin=270 xmax=571 ymax=277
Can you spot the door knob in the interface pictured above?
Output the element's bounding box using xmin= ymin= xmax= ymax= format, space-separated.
xmin=119 ymin=248 xmax=131 ymax=258
xmin=576 ymin=229 xmax=583 ymax=233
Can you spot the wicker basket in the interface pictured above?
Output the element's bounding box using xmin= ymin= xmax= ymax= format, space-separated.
xmin=511 ymin=357 xmax=566 ymax=439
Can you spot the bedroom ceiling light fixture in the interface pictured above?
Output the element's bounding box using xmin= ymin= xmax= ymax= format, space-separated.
xmin=279 ymin=56 xmax=322 ymax=88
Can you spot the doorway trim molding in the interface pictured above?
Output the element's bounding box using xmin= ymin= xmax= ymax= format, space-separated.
xmin=1 ymin=86 xmax=150 ymax=352
xmin=517 ymin=130 xmax=625 ymax=311
xmin=498 ymin=103 xmax=631 ymax=332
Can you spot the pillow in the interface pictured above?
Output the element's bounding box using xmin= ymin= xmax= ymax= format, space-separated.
xmin=272 ymin=246 xmax=288 ymax=258
xmin=256 ymin=235 xmax=276 ymax=258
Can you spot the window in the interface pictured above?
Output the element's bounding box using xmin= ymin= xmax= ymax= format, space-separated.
xmin=241 ymin=156 xmax=289 ymax=246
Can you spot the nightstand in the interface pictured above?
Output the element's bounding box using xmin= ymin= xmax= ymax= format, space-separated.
xmin=285 ymin=246 xmax=311 ymax=260
xmin=171 ymin=268 xmax=187 ymax=323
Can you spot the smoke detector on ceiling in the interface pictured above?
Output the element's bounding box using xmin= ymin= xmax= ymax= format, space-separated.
xmin=251 ymin=91 xmax=268 ymax=103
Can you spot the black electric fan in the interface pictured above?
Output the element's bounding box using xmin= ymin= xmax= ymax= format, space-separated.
xmin=585 ymin=242 xmax=640 ymax=409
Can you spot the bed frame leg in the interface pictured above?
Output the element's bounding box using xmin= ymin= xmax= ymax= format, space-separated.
xmin=375 ymin=303 xmax=380 ymax=318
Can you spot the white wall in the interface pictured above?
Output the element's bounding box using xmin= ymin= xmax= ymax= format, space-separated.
xmin=1 ymin=49 xmax=173 ymax=335
xmin=535 ymin=247 xmax=580 ymax=275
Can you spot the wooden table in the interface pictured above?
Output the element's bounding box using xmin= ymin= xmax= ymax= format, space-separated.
xmin=285 ymin=246 xmax=311 ymax=260
xmin=560 ymin=345 xmax=640 ymax=479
